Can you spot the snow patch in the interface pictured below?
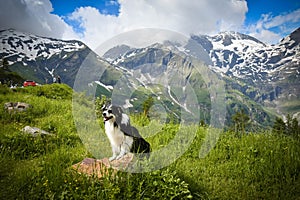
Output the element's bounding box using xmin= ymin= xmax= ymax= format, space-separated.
xmin=94 ymin=81 xmax=113 ymax=91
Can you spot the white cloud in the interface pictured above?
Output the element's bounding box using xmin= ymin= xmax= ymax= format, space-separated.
xmin=69 ymin=0 xmax=248 ymax=49
xmin=1 ymin=0 xmax=299 ymax=48
xmin=0 ymin=0 xmax=78 ymax=40
xmin=251 ymin=29 xmax=282 ymax=44
xmin=264 ymin=9 xmax=300 ymax=29
xmin=0 ymin=0 xmax=249 ymax=49
xmin=246 ymin=9 xmax=300 ymax=44
xmin=105 ymin=0 xmax=119 ymax=6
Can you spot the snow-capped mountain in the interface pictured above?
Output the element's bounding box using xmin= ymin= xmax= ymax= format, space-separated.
xmin=102 ymin=42 xmax=273 ymax=127
xmin=0 ymin=29 xmax=99 ymax=86
xmin=1 ymin=28 xmax=299 ymax=126
xmin=0 ymin=29 xmax=85 ymax=63
xmin=103 ymin=28 xmax=300 ymax=124
xmin=197 ymin=29 xmax=299 ymax=120
xmin=103 ymin=29 xmax=299 ymax=86
xmin=103 ymin=44 xmax=135 ymax=62
xmin=192 ymin=29 xmax=300 ymax=84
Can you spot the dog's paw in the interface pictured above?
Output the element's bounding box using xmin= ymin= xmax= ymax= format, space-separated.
xmin=115 ymin=154 xmax=124 ymax=160
xmin=109 ymin=156 xmax=116 ymax=161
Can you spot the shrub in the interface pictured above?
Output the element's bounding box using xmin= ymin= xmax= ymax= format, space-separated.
xmin=17 ymin=83 xmax=73 ymax=100
xmin=0 ymin=84 xmax=11 ymax=94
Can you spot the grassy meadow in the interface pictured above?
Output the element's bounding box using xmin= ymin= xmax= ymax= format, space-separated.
xmin=0 ymin=84 xmax=300 ymax=199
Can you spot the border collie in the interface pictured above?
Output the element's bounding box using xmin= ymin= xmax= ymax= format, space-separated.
xmin=102 ymin=104 xmax=151 ymax=161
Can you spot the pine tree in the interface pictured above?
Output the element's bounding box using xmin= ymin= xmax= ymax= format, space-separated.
xmin=232 ymin=109 xmax=250 ymax=137
xmin=273 ymin=117 xmax=286 ymax=135
xmin=143 ymin=96 xmax=154 ymax=117
xmin=2 ymin=58 xmax=9 ymax=70
xmin=272 ymin=115 xmax=300 ymax=140
xmin=291 ymin=117 xmax=300 ymax=139
xmin=286 ymin=114 xmax=293 ymax=135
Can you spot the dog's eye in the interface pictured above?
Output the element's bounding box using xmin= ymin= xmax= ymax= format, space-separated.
xmin=108 ymin=110 xmax=112 ymax=114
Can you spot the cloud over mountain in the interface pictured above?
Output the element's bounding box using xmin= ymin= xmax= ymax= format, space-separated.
xmin=68 ymin=0 xmax=248 ymax=49
xmin=247 ymin=8 xmax=300 ymax=44
xmin=0 ymin=0 xmax=248 ymax=49
xmin=0 ymin=0 xmax=77 ymax=39
xmin=0 ymin=0 xmax=299 ymax=49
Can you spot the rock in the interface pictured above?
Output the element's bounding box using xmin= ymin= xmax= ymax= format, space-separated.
xmin=72 ymin=153 xmax=134 ymax=178
xmin=22 ymin=126 xmax=52 ymax=137
xmin=4 ymin=102 xmax=31 ymax=112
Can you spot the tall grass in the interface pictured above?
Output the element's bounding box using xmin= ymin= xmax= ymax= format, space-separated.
xmin=0 ymin=84 xmax=300 ymax=199
xmin=0 ymin=84 xmax=192 ymax=199
xmin=173 ymin=131 xmax=300 ymax=199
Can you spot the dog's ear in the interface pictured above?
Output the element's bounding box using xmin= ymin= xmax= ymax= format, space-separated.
xmin=117 ymin=106 xmax=123 ymax=114
xmin=111 ymin=106 xmax=121 ymax=123
xmin=111 ymin=105 xmax=122 ymax=114
xmin=121 ymin=113 xmax=130 ymax=125
xmin=101 ymin=104 xmax=106 ymax=111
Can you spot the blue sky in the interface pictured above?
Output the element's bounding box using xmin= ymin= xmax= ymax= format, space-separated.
xmin=244 ymin=0 xmax=300 ymax=34
xmin=245 ymin=0 xmax=300 ymax=24
xmin=0 ymin=0 xmax=299 ymax=49
xmin=50 ymin=0 xmax=300 ymax=45
xmin=50 ymin=0 xmax=300 ymax=25
xmin=50 ymin=0 xmax=300 ymax=31
xmin=50 ymin=0 xmax=120 ymax=16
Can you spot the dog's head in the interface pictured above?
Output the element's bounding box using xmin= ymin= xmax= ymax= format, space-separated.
xmin=102 ymin=104 xmax=115 ymax=122
xmin=102 ymin=104 xmax=127 ymax=124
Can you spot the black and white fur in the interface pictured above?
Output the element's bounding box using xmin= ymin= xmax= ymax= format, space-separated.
xmin=102 ymin=104 xmax=151 ymax=161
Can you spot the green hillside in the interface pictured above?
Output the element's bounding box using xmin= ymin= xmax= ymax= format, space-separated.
xmin=0 ymin=67 xmax=25 ymax=86
xmin=0 ymin=84 xmax=299 ymax=199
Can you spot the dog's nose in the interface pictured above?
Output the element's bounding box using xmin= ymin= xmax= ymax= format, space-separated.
xmin=103 ymin=113 xmax=106 ymax=117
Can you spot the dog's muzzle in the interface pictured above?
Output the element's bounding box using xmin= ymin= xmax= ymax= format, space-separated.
xmin=103 ymin=113 xmax=113 ymax=121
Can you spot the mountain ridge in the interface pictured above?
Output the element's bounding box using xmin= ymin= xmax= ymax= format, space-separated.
xmin=103 ymin=28 xmax=300 ymax=123
xmin=0 ymin=29 xmax=99 ymax=86
xmin=1 ymin=28 xmax=299 ymax=126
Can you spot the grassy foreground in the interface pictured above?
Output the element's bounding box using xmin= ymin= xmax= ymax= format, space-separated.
xmin=0 ymin=84 xmax=299 ymax=199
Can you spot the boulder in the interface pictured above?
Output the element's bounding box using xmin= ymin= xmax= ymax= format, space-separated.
xmin=22 ymin=126 xmax=52 ymax=137
xmin=4 ymin=102 xmax=31 ymax=112
xmin=72 ymin=153 xmax=134 ymax=178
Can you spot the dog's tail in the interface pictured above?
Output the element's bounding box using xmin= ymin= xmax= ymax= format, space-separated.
xmin=128 ymin=126 xmax=151 ymax=158
xmin=131 ymin=137 xmax=150 ymax=152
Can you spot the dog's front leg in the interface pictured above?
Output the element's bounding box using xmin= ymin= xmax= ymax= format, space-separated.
xmin=109 ymin=155 xmax=117 ymax=161
xmin=116 ymin=144 xmax=129 ymax=160
xmin=115 ymin=138 xmax=132 ymax=160
xmin=109 ymin=146 xmax=120 ymax=161
xmin=115 ymin=148 xmax=127 ymax=160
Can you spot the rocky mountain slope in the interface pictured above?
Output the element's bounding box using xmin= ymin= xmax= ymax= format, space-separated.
xmin=1 ymin=28 xmax=299 ymax=127
xmin=102 ymin=43 xmax=272 ymax=127
xmin=103 ymin=28 xmax=300 ymax=124
xmin=200 ymin=29 xmax=300 ymax=120
xmin=192 ymin=29 xmax=299 ymax=84
xmin=0 ymin=29 xmax=102 ymax=86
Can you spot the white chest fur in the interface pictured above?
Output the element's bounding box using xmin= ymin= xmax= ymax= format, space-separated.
xmin=104 ymin=121 xmax=124 ymax=146
xmin=104 ymin=120 xmax=134 ymax=161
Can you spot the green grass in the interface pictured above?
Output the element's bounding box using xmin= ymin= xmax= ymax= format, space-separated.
xmin=0 ymin=84 xmax=300 ymax=199
xmin=172 ymin=131 xmax=300 ymax=199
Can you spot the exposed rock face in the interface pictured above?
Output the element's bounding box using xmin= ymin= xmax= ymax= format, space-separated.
xmin=0 ymin=29 xmax=101 ymax=86
xmin=4 ymin=102 xmax=31 ymax=112
xmin=22 ymin=126 xmax=52 ymax=137
xmin=72 ymin=153 xmax=134 ymax=178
